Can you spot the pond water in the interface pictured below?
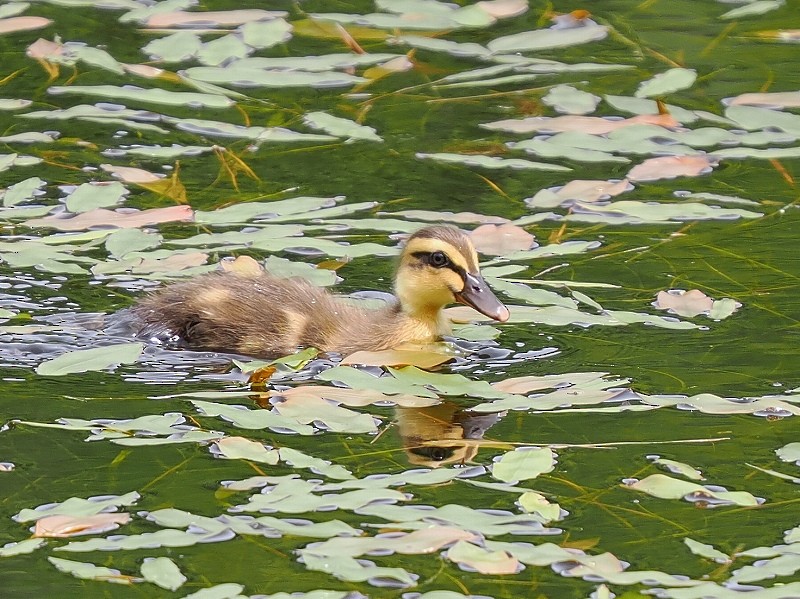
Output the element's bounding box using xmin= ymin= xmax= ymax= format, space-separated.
xmin=1 ymin=1 xmax=800 ymax=598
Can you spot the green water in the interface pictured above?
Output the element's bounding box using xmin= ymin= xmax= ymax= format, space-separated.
xmin=1 ymin=0 xmax=799 ymax=597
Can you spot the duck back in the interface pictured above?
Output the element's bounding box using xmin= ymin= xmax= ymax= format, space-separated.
xmin=133 ymin=271 xmax=377 ymax=358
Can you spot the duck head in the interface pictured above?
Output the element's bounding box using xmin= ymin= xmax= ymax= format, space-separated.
xmin=395 ymin=225 xmax=510 ymax=322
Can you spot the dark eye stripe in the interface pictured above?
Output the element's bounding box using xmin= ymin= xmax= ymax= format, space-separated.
xmin=411 ymin=251 xmax=466 ymax=278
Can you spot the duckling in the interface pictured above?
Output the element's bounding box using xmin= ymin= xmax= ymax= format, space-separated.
xmin=133 ymin=225 xmax=509 ymax=358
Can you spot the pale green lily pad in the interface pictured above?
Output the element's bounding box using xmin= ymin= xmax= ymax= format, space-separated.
xmin=635 ymin=68 xmax=697 ymax=98
xmin=487 ymin=24 xmax=608 ymax=53
xmin=167 ymin=117 xmax=336 ymax=142
xmin=192 ymin=398 xmax=318 ymax=434
xmin=393 ymin=34 xmax=490 ymax=58
xmin=310 ymin=10 xmax=458 ymax=31
xmin=183 ymin=65 xmax=367 ymax=88
xmin=140 ymin=557 xmax=186 ymax=591
xmin=197 ymin=34 xmax=252 ymax=67
xmin=2 ymin=176 xmax=46 ymax=207
xmin=211 ymin=436 xmax=280 ymax=464
xmin=194 ymin=196 xmax=335 ymax=225
xmin=389 ymin=366 xmax=511 ymax=399
xmin=492 ymin=447 xmax=556 ymax=483
xmin=436 ymin=64 xmax=515 ymax=83
xmin=0 ymin=3 xmax=30 ymax=19
xmin=731 ymin=553 xmax=800 ymax=583
xmin=142 ymin=31 xmax=202 ymax=62
xmin=359 ymin=503 xmax=556 ymax=534
xmin=108 ymin=144 xmax=214 ymax=158
xmin=64 ymin=182 xmax=128 ymax=212
xmin=0 ymin=153 xmax=42 ymax=172
xmin=725 ymin=105 xmax=800 ymax=134
xmin=604 ymin=94 xmax=700 ymax=122
xmin=14 ymin=491 xmax=140 ymax=523
xmin=683 ymin=538 xmax=730 ymax=563
xmin=303 ymin=111 xmax=382 ymax=142
xmin=35 ymin=342 xmax=144 ymax=376
xmin=417 ymin=152 xmax=571 ymax=171
xmin=444 ymin=540 xmax=519 ymax=574
xmin=651 ymin=457 xmax=704 ymax=480
xmin=318 ymin=366 xmax=438 ymax=398
xmin=237 ymin=53 xmax=401 ymax=71
xmin=56 ymin=528 xmax=230 ymax=553
xmin=182 ymin=583 xmax=246 ymax=599
xmin=652 ymin=582 xmax=800 ymax=599
xmin=721 ymin=0 xmax=784 ymax=19
xmin=543 ymin=85 xmax=601 ymax=115
xmin=0 ymin=131 xmax=55 ymax=143
xmin=47 ymin=557 xmax=132 ymax=584
xmin=624 ymin=474 xmax=761 ymax=506
xmin=49 ymin=84 xmax=234 ymax=108
xmin=776 ymin=442 xmax=800 ymax=464
xmin=105 ymin=228 xmax=162 ymax=259
xmin=518 ymin=492 xmax=563 ymax=521
xmin=235 ymin=487 xmax=408 ymax=515
xmin=118 ymin=0 xmax=196 ymax=23
xmin=278 ymin=447 xmax=355 ymax=480
xmin=240 ymin=18 xmax=293 ymax=49
xmin=433 ymin=73 xmax=539 ymax=89
xmin=0 ymin=98 xmax=32 ymax=110
xmin=301 ymin=552 xmax=416 ymax=586
xmin=570 ymin=200 xmax=762 ymax=222
xmin=0 ymin=538 xmax=47 ymax=557
xmin=509 ymin=138 xmax=629 ymax=163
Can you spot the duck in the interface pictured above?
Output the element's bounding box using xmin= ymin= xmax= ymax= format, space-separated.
xmin=132 ymin=225 xmax=510 ymax=358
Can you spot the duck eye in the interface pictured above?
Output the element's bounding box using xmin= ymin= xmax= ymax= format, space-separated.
xmin=429 ymin=251 xmax=449 ymax=268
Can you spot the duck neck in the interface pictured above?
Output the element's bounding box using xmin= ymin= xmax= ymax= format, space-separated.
xmin=393 ymin=298 xmax=451 ymax=337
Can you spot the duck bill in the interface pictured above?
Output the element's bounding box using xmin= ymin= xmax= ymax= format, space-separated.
xmin=454 ymin=273 xmax=510 ymax=322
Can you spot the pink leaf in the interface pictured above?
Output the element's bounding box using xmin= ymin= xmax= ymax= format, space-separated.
xmin=653 ymin=289 xmax=713 ymax=317
xmin=33 ymin=513 xmax=130 ymax=538
xmin=470 ymin=223 xmax=535 ymax=256
xmin=0 ymin=16 xmax=52 ymax=35
xmin=628 ymin=155 xmax=717 ymax=182
xmin=26 ymin=205 xmax=194 ymax=231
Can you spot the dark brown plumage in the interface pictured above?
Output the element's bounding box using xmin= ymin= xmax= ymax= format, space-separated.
xmin=132 ymin=225 xmax=509 ymax=358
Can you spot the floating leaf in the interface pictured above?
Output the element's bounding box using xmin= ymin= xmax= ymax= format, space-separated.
xmin=47 ymin=557 xmax=133 ymax=584
xmin=683 ymin=538 xmax=730 ymax=563
xmin=140 ymin=557 xmax=186 ymax=591
xmin=341 ymin=347 xmax=454 ymax=368
xmin=650 ymin=457 xmax=705 ymax=481
xmin=210 ymin=436 xmax=280 ymax=464
xmin=542 ymin=84 xmax=601 ymax=114
xmin=35 ymin=343 xmax=144 ymax=376
xmin=64 ymin=182 xmax=128 ymax=213
xmin=445 ymin=540 xmax=520 ymax=574
xmin=469 ymin=223 xmax=535 ymax=255
xmin=1 ymin=538 xmax=47 ymax=556
xmin=34 ymin=513 xmax=131 ymax=538
xmin=416 ymin=152 xmax=570 ymax=171
xmin=492 ymin=448 xmax=556 ymax=483
xmin=15 ymin=492 xmax=140 ymax=523
xmin=635 ymin=68 xmax=697 ymax=98
xmin=26 ymin=205 xmax=194 ymax=231
xmin=303 ymin=111 xmax=382 ymax=142
xmin=487 ymin=23 xmax=608 ymax=53
xmin=624 ymin=474 xmax=761 ymax=506
xmin=776 ymin=442 xmax=800 ymax=465
xmin=721 ymin=0 xmax=784 ymax=20
xmin=0 ymin=16 xmax=52 ymax=34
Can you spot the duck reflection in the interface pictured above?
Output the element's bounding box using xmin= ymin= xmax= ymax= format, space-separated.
xmin=396 ymin=402 xmax=506 ymax=467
